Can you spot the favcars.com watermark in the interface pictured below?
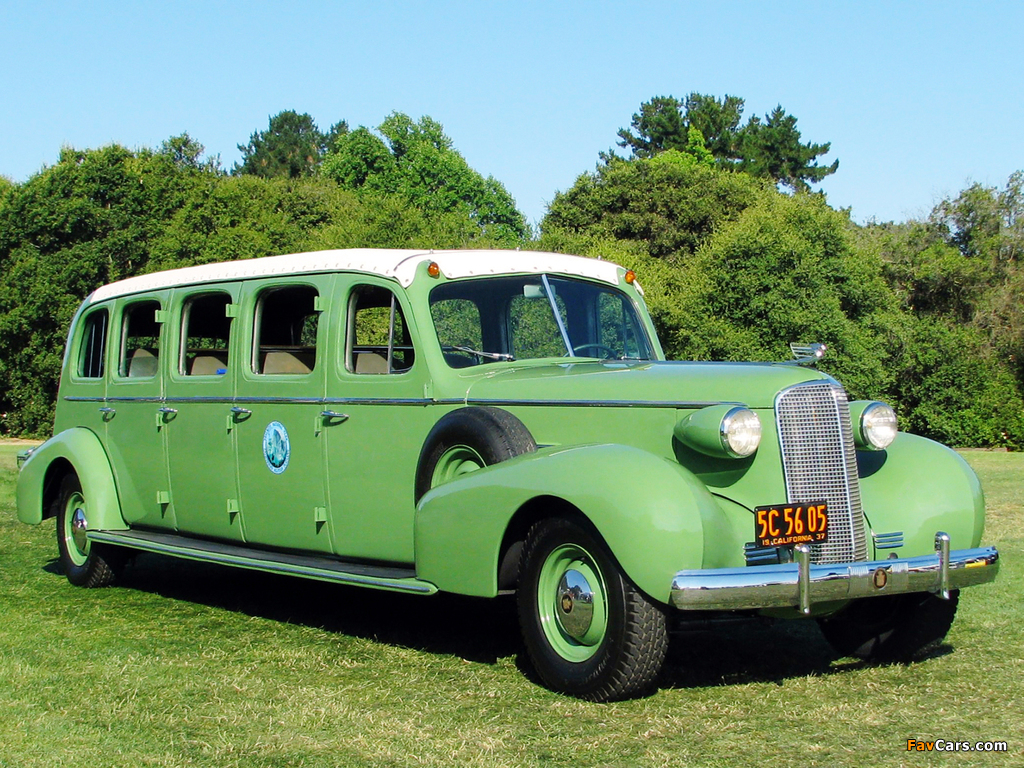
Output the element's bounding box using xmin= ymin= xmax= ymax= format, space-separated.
xmin=907 ymin=739 xmax=1008 ymax=752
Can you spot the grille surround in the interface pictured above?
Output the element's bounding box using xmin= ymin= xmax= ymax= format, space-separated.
xmin=775 ymin=381 xmax=868 ymax=564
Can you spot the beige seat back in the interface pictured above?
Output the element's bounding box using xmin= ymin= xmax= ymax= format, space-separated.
xmin=355 ymin=351 xmax=389 ymax=374
xmin=128 ymin=347 xmax=158 ymax=377
xmin=189 ymin=352 xmax=228 ymax=375
xmin=262 ymin=350 xmax=314 ymax=375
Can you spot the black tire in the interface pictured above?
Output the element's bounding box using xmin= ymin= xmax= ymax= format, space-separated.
xmin=517 ymin=517 xmax=668 ymax=701
xmin=54 ymin=475 xmax=125 ymax=588
xmin=415 ymin=407 xmax=536 ymax=502
xmin=817 ymin=590 xmax=960 ymax=662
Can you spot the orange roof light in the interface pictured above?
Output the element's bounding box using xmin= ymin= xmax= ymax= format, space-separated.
xmin=427 ymin=261 xmax=441 ymax=278
xmin=624 ymin=270 xmax=637 ymax=285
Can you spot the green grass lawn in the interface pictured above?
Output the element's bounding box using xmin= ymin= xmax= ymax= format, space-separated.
xmin=1 ymin=444 xmax=1020 ymax=767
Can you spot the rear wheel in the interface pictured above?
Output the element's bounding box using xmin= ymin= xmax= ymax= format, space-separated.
xmin=517 ymin=517 xmax=667 ymax=701
xmin=55 ymin=475 xmax=124 ymax=588
xmin=817 ymin=591 xmax=959 ymax=662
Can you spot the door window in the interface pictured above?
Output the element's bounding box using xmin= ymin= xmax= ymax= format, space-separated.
xmin=180 ymin=293 xmax=232 ymax=376
xmin=119 ymin=300 xmax=162 ymax=378
xmin=347 ymin=286 xmax=415 ymax=374
xmin=252 ymin=286 xmax=319 ymax=375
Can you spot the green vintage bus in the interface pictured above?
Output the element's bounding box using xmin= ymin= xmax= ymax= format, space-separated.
xmin=17 ymin=249 xmax=999 ymax=700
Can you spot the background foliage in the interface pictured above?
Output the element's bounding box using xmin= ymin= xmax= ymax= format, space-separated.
xmin=1 ymin=106 xmax=1021 ymax=447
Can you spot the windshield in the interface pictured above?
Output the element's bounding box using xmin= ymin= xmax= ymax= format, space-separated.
xmin=429 ymin=275 xmax=654 ymax=367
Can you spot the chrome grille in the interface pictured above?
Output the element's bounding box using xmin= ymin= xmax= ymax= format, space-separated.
xmin=775 ymin=382 xmax=867 ymax=564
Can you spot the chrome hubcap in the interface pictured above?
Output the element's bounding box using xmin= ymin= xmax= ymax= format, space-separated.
xmin=71 ymin=507 xmax=88 ymax=554
xmin=556 ymin=568 xmax=595 ymax=640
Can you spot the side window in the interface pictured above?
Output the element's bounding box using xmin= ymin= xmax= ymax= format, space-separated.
xmin=347 ymin=285 xmax=415 ymax=374
xmin=180 ymin=293 xmax=232 ymax=376
xmin=253 ymin=285 xmax=318 ymax=375
xmin=119 ymin=300 xmax=161 ymax=378
xmin=77 ymin=308 xmax=108 ymax=379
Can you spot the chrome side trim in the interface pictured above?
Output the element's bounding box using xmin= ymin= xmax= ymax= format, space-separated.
xmin=66 ymin=394 xmax=738 ymax=410
xmin=465 ymin=398 xmax=742 ymax=409
xmin=670 ymin=542 xmax=999 ymax=611
xmin=65 ymin=396 xmax=435 ymax=406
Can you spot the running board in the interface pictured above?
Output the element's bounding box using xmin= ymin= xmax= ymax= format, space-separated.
xmin=88 ymin=530 xmax=437 ymax=595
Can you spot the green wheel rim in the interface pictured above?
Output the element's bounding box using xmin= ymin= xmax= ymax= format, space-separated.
xmin=431 ymin=445 xmax=486 ymax=488
xmin=62 ymin=490 xmax=90 ymax=567
xmin=537 ymin=543 xmax=608 ymax=662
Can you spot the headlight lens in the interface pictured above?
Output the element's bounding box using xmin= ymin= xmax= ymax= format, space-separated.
xmin=861 ymin=402 xmax=898 ymax=450
xmin=721 ymin=407 xmax=762 ymax=458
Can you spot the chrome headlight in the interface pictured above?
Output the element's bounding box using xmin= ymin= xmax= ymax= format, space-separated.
xmin=851 ymin=401 xmax=898 ymax=450
xmin=721 ymin=407 xmax=762 ymax=457
xmin=675 ymin=405 xmax=762 ymax=459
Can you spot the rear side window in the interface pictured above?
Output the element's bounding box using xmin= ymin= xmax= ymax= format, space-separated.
xmin=119 ymin=300 xmax=161 ymax=378
xmin=180 ymin=293 xmax=232 ymax=376
xmin=253 ymin=286 xmax=319 ymax=375
xmin=77 ymin=308 xmax=108 ymax=379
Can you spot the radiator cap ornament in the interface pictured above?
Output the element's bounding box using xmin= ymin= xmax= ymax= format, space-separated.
xmin=789 ymin=342 xmax=827 ymax=366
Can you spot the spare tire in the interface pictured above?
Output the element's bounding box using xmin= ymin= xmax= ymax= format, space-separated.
xmin=415 ymin=407 xmax=537 ymax=502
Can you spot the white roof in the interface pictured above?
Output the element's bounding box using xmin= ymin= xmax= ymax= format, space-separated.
xmin=88 ymin=248 xmax=629 ymax=303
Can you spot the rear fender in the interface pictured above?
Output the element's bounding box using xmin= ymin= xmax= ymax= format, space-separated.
xmin=415 ymin=444 xmax=726 ymax=604
xmin=16 ymin=428 xmax=126 ymax=531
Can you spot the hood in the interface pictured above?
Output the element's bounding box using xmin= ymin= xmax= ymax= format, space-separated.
xmin=461 ymin=360 xmax=832 ymax=409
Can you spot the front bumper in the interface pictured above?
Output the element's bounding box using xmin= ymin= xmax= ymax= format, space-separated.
xmin=671 ymin=532 xmax=999 ymax=614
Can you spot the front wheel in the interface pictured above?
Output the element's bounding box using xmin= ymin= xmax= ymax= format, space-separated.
xmin=817 ymin=591 xmax=960 ymax=662
xmin=517 ymin=517 xmax=668 ymax=701
xmin=55 ymin=475 xmax=124 ymax=588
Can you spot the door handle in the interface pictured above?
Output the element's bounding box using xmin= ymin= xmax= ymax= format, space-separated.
xmin=156 ymin=406 xmax=178 ymax=427
xmin=315 ymin=410 xmax=349 ymax=437
xmin=98 ymin=406 xmax=116 ymax=421
xmin=227 ymin=406 xmax=252 ymax=432
xmin=320 ymin=411 xmax=349 ymax=422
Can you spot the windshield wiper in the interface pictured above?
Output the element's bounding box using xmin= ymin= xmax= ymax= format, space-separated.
xmin=449 ymin=345 xmax=515 ymax=362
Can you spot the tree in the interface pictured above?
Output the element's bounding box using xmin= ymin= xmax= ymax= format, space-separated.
xmin=738 ymin=106 xmax=838 ymax=191
xmin=683 ymin=93 xmax=745 ymax=162
xmin=932 ymin=171 xmax=1024 ymax=265
xmin=616 ymin=96 xmax=689 ymax=158
xmin=616 ymin=93 xmax=838 ymax=190
xmin=543 ymin=150 xmax=764 ymax=258
xmin=160 ymin=133 xmax=222 ymax=173
xmin=322 ymin=112 xmax=528 ymax=244
xmin=234 ymin=110 xmax=348 ymax=179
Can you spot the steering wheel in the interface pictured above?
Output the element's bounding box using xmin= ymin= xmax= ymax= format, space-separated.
xmin=568 ymin=343 xmax=618 ymax=359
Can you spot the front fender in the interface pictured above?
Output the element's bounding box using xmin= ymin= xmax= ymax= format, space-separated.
xmin=858 ymin=433 xmax=984 ymax=556
xmin=415 ymin=444 xmax=727 ymax=604
xmin=16 ymin=428 xmax=126 ymax=531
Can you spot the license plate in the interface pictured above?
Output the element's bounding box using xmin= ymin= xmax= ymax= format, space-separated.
xmin=754 ymin=502 xmax=829 ymax=548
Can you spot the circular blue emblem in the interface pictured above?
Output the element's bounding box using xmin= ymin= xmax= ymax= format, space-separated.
xmin=262 ymin=421 xmax=290 ymax=474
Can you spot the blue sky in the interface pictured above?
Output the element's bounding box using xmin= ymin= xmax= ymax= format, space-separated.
xmin=2 ymin=1 xmax=1021 ymax=228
